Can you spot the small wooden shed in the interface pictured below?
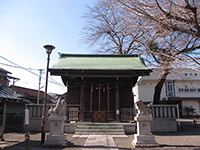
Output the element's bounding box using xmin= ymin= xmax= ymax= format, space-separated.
xmin=49 ymin=53 xmax=151 ymax=122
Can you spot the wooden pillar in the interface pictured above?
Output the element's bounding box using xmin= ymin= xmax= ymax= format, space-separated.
xmin=80 ymin=80 xmax=84 ymax=122
xmin=107 ymin=84 xmax=110 ymax=112
xmin=98 ymin=84 xmax=101 ymax=112
xmin=90 ymin=83 xmax=93 ymax=113
xmin=115 ymin=82 xmax=120 ymax=121
xmin=0 ymin=99 xmax=7 ymax=141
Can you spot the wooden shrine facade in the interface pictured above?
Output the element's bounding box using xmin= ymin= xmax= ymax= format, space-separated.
xmin=49 ymin=53 xmax=151 ymax=122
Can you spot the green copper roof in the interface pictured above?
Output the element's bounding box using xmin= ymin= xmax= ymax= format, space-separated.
xmin=50 ymin=53 xmax=150 ymax=71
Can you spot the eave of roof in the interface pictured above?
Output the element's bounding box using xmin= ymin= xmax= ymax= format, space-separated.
xmin=0 ymin=67 xmax=11 ymax=75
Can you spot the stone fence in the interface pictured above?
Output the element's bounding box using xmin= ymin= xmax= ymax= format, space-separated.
xmin=25 ymin=104 xmax=178 ymax=132
xmin=149 ymin=105 xmax=177 ymax=119
xmin=149 ymin=104 xmax=178 ymax=132
xmin=25 ymin=104 xmax=54 ymax=131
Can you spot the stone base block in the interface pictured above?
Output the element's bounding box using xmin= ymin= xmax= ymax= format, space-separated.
xmin=132 ymin=134 xmax=159 ymax=147
xmin=43 ymin=134 xmax=67 ymax=146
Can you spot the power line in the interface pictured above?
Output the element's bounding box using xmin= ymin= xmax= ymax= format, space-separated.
xmin=0 ymin=56 xmax=41 ymax=77
xmin=0 ymin=62 xmax=43 ymax=71
xmin=49 ymin=76 xmax=66 ymax=91
xmin=0 ymin=55 xmax=66 ymax=91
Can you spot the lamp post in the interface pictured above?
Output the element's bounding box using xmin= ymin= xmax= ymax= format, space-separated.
xmin=41 ymin=44 xmax=55 ymax=145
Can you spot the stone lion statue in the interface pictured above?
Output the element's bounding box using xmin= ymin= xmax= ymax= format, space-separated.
xmin=135 ymin=100 xmax=151 ymax=116
xmin=48 ymin=97 xmax=66 ymax=116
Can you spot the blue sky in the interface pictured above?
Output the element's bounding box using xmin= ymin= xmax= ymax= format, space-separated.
xmin=0 ymin=0 xmax=95 ymax=94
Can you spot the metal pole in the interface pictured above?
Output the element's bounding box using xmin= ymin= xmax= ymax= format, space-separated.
xmin=41 ymin=53 xmax=50 ymax=145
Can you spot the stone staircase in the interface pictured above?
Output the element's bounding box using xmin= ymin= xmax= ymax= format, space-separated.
xmin=74 ymin=123 xmax=126 ymax=135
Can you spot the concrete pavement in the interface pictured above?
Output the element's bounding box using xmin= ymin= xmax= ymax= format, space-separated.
xmin=83 ymin=135 xmax=118 ymax=150
xmin=0 ymin=119 xmax=200 ymax=150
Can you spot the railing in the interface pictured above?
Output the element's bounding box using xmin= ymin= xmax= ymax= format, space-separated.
xmin=25 ymin=104 xmax=178 ymax=132
xmin=121 ymin=108 xmax=134 ymax=122
xmin=25 ymin=104 xmax=55 ymax=118
xmin=66 ymin=104 xmax=80 ymax=122
xmin=26 ymin=104 xmax=177 ymax=121
xmin=149 ymin=104 xmax=177 ymax=119
xmin=68 ymin=107 xmax=80 ymax=121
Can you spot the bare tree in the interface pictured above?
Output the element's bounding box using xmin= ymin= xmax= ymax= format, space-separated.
xmin=142 ymin=31 xmax=200 ymax=103
xmin=82 ymin=0 xmax=200 ymax=104
xmin=81 ymin=1 xmax=148 ymax=54
xmin=116 ymin=0 xmax=200 ymax=38
xmin=112 ymin=0 xmax=200 ymax=103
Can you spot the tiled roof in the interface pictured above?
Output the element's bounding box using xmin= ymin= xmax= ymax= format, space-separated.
xmin=0 ymin=88 xmax=31 ymax=104
xmin=0 ymin=89 xmax=20 ymax=100
xmin=11 ymin=86 xmax=54 ymax=100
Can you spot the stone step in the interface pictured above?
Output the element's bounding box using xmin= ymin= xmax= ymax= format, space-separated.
xmin=75 ymin=123 xmax=126 ymax=135
xmin=76 ymin=129 xmax=125 ymax=132
xmin=77 ymin=123 xmax=124 ymax=126
xmin=75 ymin=131 xmax=125 ymax=135
xmin=77 ymin=125 xmax=123 ymax=129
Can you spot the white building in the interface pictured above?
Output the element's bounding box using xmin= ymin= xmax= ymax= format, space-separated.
xmin=133 ymin=68 xmax=200 ymax=117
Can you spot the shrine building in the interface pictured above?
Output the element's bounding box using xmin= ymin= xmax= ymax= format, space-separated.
xmin=49 ymin=53 xmax=151 ymax=123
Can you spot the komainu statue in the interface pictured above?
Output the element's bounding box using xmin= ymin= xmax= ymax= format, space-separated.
xmin=48 ymin=97 xmax=66 ymax=116
xmin=135 ymin=100 xmax=151 ymax=116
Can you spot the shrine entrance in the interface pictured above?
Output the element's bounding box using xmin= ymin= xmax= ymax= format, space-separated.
xmin=89 ymin=83 xmax=115 ymax=112
xmin=84 ymin=83 xmax=116 ymax=123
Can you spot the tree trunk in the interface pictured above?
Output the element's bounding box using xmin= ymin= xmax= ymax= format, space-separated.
xmin=153 ymin=69 xmax=170 ymax=104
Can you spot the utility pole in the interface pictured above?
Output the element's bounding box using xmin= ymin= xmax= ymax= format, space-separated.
xmin=37 ymin=69 xmax=43 ymax=104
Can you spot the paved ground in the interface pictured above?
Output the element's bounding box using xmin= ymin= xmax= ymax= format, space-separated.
xmin=0 ymin=119 xmax=200 ymax=150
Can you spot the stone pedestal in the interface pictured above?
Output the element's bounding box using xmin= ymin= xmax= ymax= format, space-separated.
xmin=43 ymin=116 xmax=67 ymax=146
xmin=132 ymin=115 xmax=159 ymax=147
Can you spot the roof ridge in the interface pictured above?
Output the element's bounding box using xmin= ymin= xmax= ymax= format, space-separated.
xmin=58 ymin=53 xmax=141 ymax=58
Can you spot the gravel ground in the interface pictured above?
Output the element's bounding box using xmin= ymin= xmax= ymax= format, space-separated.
xmin=0 ymin=119 xmax=200 ymax=150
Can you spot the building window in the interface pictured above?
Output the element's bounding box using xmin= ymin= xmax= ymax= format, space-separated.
xmin=190 ymin=89 xmax=196 ymax=92
xmin=179 ymin=89 xmax=184 ymax=92
xmin=165 ymin=81 xmax=175 ymax=97
xmin=185 ymin=89 xmax=189 ymax=92
xmin=178 ymin=88 xmax=200 ymax=93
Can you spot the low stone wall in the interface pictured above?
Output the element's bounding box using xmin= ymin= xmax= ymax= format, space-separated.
xmin=28 ymin=118 xmax=50 ymax=132
xmin=149 ymin=104 xmax=178 ymax=132
xmin=64 ymin=123 xmax=76 ymax=133
xmin=26 ymin=104 xmax=53 ymax=132
xmin=123 ymin=123 xmax=136 ymax=134
xmin=151 ymin=118 xmax=177 ymax=132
